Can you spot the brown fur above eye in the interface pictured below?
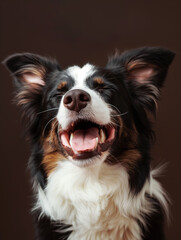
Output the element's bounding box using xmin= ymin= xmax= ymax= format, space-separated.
xmin=57 ymin=81 xmax=67 ymax=90
xmin=93 ymin=77 xmax=104 ymax=85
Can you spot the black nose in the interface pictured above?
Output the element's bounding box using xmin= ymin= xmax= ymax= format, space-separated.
xmin=63 ymin=89 xmax=91 ymax=112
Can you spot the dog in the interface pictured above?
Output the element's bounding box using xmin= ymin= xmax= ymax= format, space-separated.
xmin=4 ymin=47 xmax=174 ymax=240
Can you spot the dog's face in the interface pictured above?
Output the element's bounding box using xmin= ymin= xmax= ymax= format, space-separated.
xmin=4 ymin=48 xmax=174 ymax=188
xmin=56 ymin=63 xmax=132 ymax=165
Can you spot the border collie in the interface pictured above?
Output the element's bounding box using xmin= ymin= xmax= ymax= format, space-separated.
xmin=4 ymin=47 xmax=174 ymax=240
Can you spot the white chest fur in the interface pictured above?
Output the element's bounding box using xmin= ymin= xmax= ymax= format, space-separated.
xmin=35 ymin=161 xmax=167 ymax=240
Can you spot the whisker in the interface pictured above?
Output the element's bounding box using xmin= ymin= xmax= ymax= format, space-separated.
xmin=57 ymin=124 xmax=62 ymax=134
xmin=43 ymin=116 xmax=57 ymax=136
xmin=108 ymin=120 xmax=122 ymax=128
xmin=37 ymin=108 xmax=59 ymax=115
xmin=111 ymin=111 xmax=128 ymax=117
xmin=108 ymin=103 xmax=128 ymax=117
xmin=108 ymin=104 xmax=122 ymax=114
xmin=51 ymin=119 xmax=58 ymax=132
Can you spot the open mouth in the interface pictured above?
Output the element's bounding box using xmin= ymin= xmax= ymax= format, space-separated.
xmin=59 ymin=120 xmax=116 ymax=160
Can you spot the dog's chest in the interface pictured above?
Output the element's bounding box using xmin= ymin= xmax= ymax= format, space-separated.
xmin=37 ymin=162 xmax=143 ymax=240
xmin=65 ymin=195 xmax=141 ymax=240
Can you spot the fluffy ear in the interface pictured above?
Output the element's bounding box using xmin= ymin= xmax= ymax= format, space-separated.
xmin=3 ymin=53 xmax=61 ymax=124
xmin=107 ymin=47 xmax=175 ymax=111
xmin=3 ymin=53 xmax=60 ymax=89
xmin=3 ymin=53 xmax=61 ymax=106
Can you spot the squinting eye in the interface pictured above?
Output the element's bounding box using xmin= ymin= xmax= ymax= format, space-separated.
xmin=56 ymin=87 xmax=68 ymax=96
xmin=51 ymin=94 xmax=62 ymax=99
xmin=97 ymin=88 xmax=104 ymax=93
xmin=97 ymin=86 xmax=109 ymax=93
xmin=53 ymin=93 xmax=62 ymax=97
xmin=52 ymin=90 xmax=66 ymax=98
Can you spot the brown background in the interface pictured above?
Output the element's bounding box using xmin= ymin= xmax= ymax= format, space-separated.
xmin=0 ymin=0 xmax=181 ymax=239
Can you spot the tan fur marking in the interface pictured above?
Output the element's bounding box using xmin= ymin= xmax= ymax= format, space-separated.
xmin=58 ymin=81 xmax=67 ymax=90
xmin=121 ymin=149 xmax=141 ymax=172
xmin=94 ymin=77 xmax=104 ymax=85
xmin=42 ymin=120 xmax=59 ymax=150
xmin=41 ymin=120 xmax=64 ymax=175
xmin=42 ymin=152 xmax=64 ymax=175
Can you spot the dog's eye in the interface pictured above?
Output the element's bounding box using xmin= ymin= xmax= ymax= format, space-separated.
xmin=97 ymin=88 xmax=104 ymax=93
xmin=52 ymin=87 xmax=68 ymax=98
xmin=96 ymin=85 xmax=109 ymax=93
xmin=52 ymin=93 xmax=63 ymax=98
xmin=58 ymin=88 xmax=67 ymax=95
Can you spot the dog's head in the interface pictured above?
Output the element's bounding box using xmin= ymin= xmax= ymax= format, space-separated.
xmin=4 ymin=47 xmax=174 ymax=188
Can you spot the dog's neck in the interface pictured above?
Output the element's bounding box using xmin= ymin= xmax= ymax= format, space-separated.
xmin=35 ymin=160 xmax=167 ymax=240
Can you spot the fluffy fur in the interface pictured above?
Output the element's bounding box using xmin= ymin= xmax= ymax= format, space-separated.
xmin=4 ymin=47 xmax=174 ymax=240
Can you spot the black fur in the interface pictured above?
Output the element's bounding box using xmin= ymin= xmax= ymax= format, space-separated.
xmin=34 ymin=212 xmax=71 ymax=240
xmin=141 ymin=195 xmax=166 ymax=240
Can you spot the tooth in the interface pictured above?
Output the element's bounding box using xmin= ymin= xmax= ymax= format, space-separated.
xmin=100 ymin=129 xmax=106 ymax=143
xmin=70 ymin=133 xmax=73 ymax=147
xmin=95 ymin=137 xmax=99 ymax=148
xmin=96 ymin=137 xmax=99 ymax=148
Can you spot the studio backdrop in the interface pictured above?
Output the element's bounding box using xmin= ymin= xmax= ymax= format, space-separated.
xmin=0 ymin=1 xmax=181 ymax=240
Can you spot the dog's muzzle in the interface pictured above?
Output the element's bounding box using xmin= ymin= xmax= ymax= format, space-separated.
xmin=59 ymin=89 xmax=116 ymax=160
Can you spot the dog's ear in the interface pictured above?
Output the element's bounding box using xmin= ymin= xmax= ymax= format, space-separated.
xmin=3 ymin=53 xmax=61 ymax=125
xmin=3 ymin=53 xmax=61 ymax=106
xmin=107 ymin=47 xmax=175 ymax=111
xmin=3 ymin=53 xmax=60 ymax=90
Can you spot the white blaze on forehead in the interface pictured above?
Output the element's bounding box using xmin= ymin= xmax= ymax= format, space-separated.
xmin=56 ymin=63 xmax=111 ymax=130
xmin=67 ymin=64 xmax=96 ymax=87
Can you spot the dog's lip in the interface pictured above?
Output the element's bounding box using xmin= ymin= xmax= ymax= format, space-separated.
xmin=59 ymin=120 xmax=116 ymax=160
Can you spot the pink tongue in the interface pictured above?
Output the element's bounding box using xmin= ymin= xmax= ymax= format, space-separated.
xmin=71 ymin=127 xmax=99 ymax=152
